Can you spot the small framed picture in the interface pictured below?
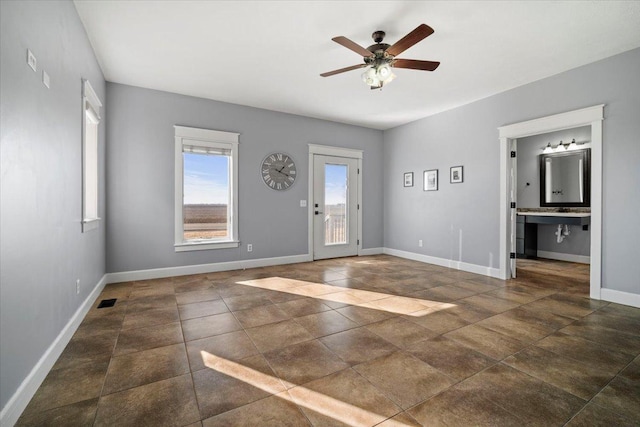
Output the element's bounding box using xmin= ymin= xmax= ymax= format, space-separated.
xmin=423 ymin=169 xmax=438 ymax=191
xmin=403 ymin=172 xmax=414 ymax=187
xmin=450 ymin=166 xmax=463 ymax=184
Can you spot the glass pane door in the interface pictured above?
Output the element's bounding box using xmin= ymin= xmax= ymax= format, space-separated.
xmin=324 ymin=164 xmax=348 ymax=245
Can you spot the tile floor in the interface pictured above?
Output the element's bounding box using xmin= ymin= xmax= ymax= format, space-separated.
xmin=16 ymin=256 xmax=640 ymax=426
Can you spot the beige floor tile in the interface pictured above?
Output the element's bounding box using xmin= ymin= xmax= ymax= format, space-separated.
xmin=288 ymin=368 xmax=401 ymax=426
xmin=590 ymin=359 xmax=640 ymax=422
xmin=408 ymin=385 xmax=524 ymax=427
xmin=365 ymin=317 xmax=437 ymax=349
xmin=535 ymin=332 xmax=635 ymax=376
xmin=294 ymin=310 xmax=359 ymax=338
xmin=201 ymin=394 xmax=311 ymax=426
xmin=122 ymin=305 xmax=180 ymax=329
xmin=181 ymin=312 xmax=242 ymax=342
xmin=187 ymin=330 xmax=259 ymax=371
xmin=459 ymin=294 xmax=521 ymax=314
xmin=178 ymin=299 xmax=229 ymax=320
xmin=114 ymin=321 xmax=183 ymax=355
xmin=94 ymin=374 xmax=200 ymax=427
xmin=16 ymin=398 xmax=98 ymax=427
xmin=22 ymin=358 xmax=109 ymax=415
xmin=233 ymin=304 xmax=291 ymax=329
xmin=263 ymin=340 xmax=349 ymax=386
xmin=353 ymin=351 xmax=455 ymax=409
xmin=245 ymin=319 xmax=313 ymax=353
xmin=192 ymin=354 xmax=285 ymax=419
xmin=408 ymin=336 xmax=496 ymax=381
xmin=320 ymin=327 xmax=398 ymax=365
xmin=335 ymin=305 xmax=396 ymax=325
xmin=457 ymin=364 xmax=585 ymax=425
xmin=103 ymin=343 xmax=190 ymax=394
xmin=176 ymin=289 xmax=221 ymax=305
xmin=566 ymin=402 xmax=637 ymax=427
xmin=444 ymin=324 xmax=528 ymax=360
xmin=503 ymin=346 xmax=614 ymax=400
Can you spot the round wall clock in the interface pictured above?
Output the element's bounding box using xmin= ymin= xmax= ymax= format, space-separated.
xmin=261 ymin=152 xmax=297 ymax=190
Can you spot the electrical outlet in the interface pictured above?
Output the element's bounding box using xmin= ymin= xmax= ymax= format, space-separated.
xmin=418 ymin=240 xmax=423 ymax=247
xmin=300 ymin=200 xmax=307 ymax=207
xmin=247 ymin=244 xmax=253 ymax=252
xmin=76 ymin=279 xmax=80 ymax=294
xmin=27 ymin=49 xmax=37 ymax=72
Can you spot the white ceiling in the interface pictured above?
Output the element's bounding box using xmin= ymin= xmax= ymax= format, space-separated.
xmin=74 ymin=1 xmax=640 ymax=130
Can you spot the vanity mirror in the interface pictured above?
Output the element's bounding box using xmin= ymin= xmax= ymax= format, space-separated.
xmin=540 ymin=148 xmax=590 ymax=207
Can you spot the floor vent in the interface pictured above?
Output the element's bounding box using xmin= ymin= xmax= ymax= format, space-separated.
xmin=97 ymin=298 xmax=117 ymax=309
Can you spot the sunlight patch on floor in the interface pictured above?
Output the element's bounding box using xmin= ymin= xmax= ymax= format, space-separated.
xmin=202 ymin=351 xmax=410 ymax=426
xmin=236 ymin=277 xmax=455 ymax=316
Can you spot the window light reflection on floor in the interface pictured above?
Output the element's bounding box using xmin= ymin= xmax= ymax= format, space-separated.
xmin=236 ymin=277 xmax=456 ymax=317
xmin=201 ymin=351 xmax=411 ymax=426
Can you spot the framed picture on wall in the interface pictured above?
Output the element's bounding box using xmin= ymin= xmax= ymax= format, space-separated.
xmin=423 ymin=169 xmax=438 ymax=191
xmin=404 ymin=172 xmax=414 ymax=187
xmin=450 ymin=166 xmax=463 ymax=183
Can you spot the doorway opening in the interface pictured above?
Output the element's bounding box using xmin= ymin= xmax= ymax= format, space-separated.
xmin=308 ymin=145 xmax=363 ymax=260
xmin=514 ymin=127 xmax=592 ymax=292
xmin=498 ymin=105 xmax=604 ymax=299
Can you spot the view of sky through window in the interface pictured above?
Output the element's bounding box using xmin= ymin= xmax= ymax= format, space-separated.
xmin=183 ymin=153 xmax=229 ymax=204
xmin=325 ymin=164 xmax=347 ymax=205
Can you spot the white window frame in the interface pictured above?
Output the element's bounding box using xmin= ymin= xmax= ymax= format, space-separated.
xmin=174 ymin=126 xmax=240 ymax=251
xmin=82 ymin=79 xmax=102 ymax=232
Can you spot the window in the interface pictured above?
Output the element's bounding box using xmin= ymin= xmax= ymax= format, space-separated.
xmin=174 ymin=126 xmax=239 ymax=251
xmin=82 ymin=79 xmax=102 ymax=232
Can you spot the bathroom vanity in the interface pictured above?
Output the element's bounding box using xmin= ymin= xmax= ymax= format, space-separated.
xmin=516 ymin=209 xmax=590 ymax=258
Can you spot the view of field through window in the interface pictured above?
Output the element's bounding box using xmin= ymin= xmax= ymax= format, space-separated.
xmin=183 ymin=152 xmax=230 ymax=240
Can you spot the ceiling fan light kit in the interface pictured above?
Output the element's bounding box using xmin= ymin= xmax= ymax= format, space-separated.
xmin=321 ymin=24 xmax=440 ymax=90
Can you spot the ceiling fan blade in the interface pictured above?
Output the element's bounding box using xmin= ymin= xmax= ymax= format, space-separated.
xmin=392 ymin=59 xmax=440 ymax=71
xmin=332 ymin=36 xmax=374 ymax=57
xmin=320 ymin=64 xmax=366 ymax=77
xmin=386 ymin=24 xmax=434 ymax=57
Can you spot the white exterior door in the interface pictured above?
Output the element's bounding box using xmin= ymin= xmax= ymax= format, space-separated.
xmin=312 ymin=155 xmax=358 ymax=260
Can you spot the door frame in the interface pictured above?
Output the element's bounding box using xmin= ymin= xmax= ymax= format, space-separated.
xmin=497 ymin=104 xmax=604 ymax=299
xmin=308 ymin=144 xmax=363 ymax=259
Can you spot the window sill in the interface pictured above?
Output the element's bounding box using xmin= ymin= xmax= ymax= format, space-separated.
xmin=174 ymin=240 xmax=240 ymax=252
xmin=82 ymin=218 xmax=101 ymax=233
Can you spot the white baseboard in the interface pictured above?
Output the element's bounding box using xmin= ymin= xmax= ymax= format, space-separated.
xmin=0 ymin=274 xmax=108 ymax=427
xmin=537 ymin=250 xmax=590 ymax=264
xmin=383 ymin=248 xmax=502 ymax=279
xmin=600 ymin=288 xmax=640 ymax=308
xmin=359 ymin=247 xmax=383 ymax=256
xmin=106 ymin=254 xmax=313 ymax=284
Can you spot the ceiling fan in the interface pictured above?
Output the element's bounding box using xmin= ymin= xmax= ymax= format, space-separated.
xmin=321 ymin=24 xmax=440 ymax=89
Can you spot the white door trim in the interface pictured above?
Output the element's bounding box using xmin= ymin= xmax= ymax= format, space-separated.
xmin=497 ymin=104 xmax=604 ymax=299
xmin=308 ymin=144 xmax=363 ymax=259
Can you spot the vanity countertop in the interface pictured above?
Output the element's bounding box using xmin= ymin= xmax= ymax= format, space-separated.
xmin=517 ymin=212 xmax=590 ymax=217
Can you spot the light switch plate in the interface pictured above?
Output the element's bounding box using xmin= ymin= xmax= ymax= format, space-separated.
xmin=300 ymin=200 xmax=307 ymax=207
xmin=42 ymin=70 xmax=50 ymax=88
xmin=27 ymin=49 xmax=37 ymax=72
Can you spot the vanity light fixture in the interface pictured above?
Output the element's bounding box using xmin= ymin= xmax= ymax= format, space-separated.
xmin=542 ymin=139 xmax=582 ymax=153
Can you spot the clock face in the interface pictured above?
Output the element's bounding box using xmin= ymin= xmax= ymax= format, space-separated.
xmin=261 ymin=152 xmax=297 ymax=191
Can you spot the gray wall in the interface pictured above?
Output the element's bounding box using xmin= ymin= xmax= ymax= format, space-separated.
xmin=0 ymin=0 xmax=106 ymax=411
xmin=106 ymin=83 xmax=384 ymax=273
xmin=384 ymin=48 xmax=640 ymax=294
xmin=517 ymin=128 xmax=591 ymax=258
